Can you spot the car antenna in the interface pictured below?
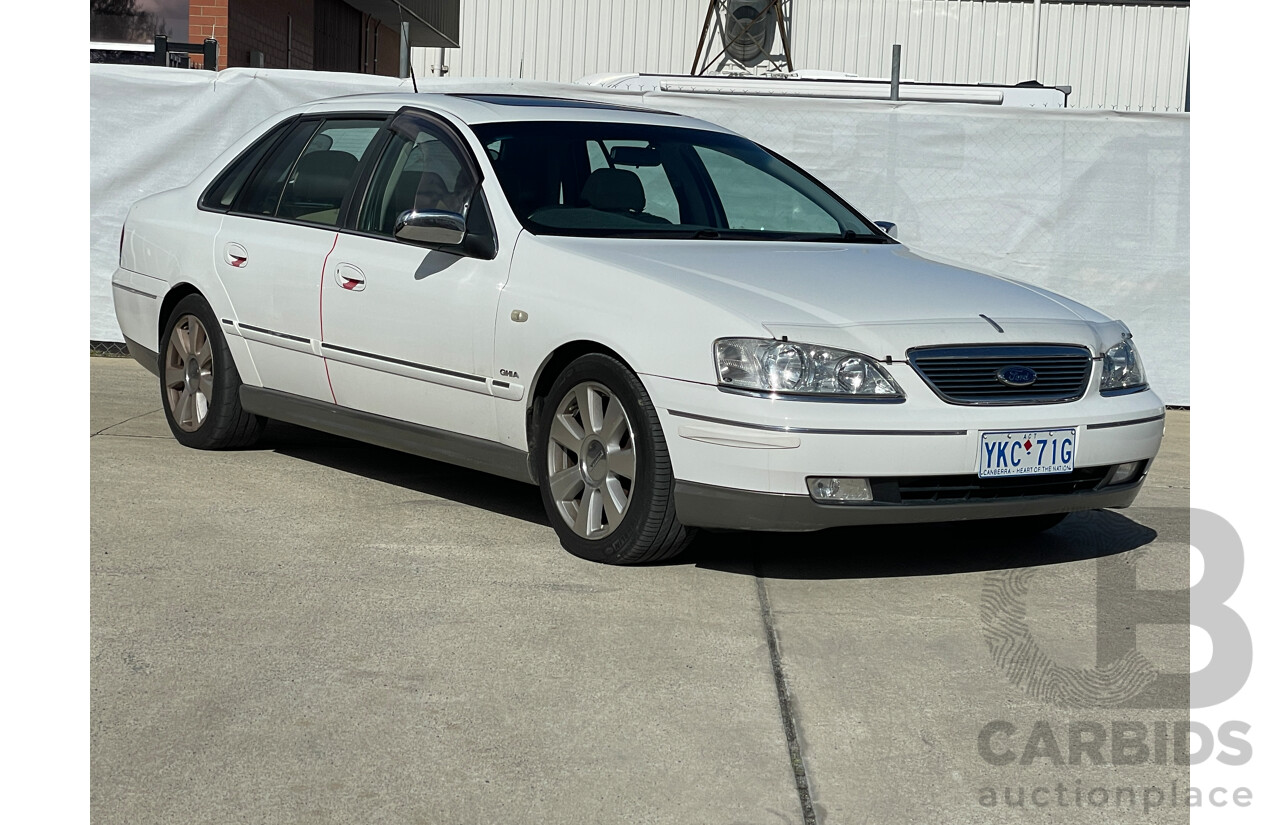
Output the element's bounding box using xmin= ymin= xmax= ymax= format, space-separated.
xmin=396 ymin=2 xmax=418 ymax=93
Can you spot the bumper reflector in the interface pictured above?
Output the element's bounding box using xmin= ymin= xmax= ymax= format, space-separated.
xmin=807 ymin=477 xmax=873 ymax=503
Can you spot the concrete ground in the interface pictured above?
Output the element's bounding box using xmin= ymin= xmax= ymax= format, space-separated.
xmin=91 ymin=356 xmax=1190 ymax=825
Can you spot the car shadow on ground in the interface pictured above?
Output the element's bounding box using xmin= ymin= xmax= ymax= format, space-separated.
xmin=258 ymin=420 xmax=1161 ymax=580
xmin=686 ymin=510 xmax=1159 ymax=579
xmin=259 ymin=420 xmax=550 ymax=527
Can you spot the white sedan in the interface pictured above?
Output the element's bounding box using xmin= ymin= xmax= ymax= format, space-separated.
xmin=112 ymin=92 xmax=1164 ymax=564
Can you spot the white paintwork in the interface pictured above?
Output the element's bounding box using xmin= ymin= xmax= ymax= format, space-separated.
xmin=214 ymin=217 xmax=337 ymax=401
xmin=642 ymin=374 xmax=1163 ymax=495
xmin=320 ymin=230 xmax=512 ymax=441
xmin=113 ymin=91 xmax=1163 ymax=524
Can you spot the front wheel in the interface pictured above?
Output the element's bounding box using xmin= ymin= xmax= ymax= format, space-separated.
xmin=536 ymin=354 xmax=695 ymax=564
xmin=160 ymin=294 xmax=265 ymax=450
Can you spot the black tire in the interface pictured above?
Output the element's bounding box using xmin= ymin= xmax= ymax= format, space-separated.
xmin=536 ymin=354 xmax=696 ymax=564
xmin=159 ymin=294 xmax=266 ymax=450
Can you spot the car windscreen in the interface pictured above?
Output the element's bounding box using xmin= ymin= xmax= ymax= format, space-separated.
xmin=469 ymin=121 xmax=886 ymax=242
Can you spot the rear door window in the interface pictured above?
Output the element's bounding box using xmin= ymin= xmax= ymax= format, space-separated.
xmin=232 ymin=118 xmax=384 ymax=226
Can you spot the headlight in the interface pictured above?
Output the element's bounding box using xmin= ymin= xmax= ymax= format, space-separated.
xmin=715 ymin=338 xmax=904 ymax=398
xmin=1100 ymin=338 xmax=1148 ymax=394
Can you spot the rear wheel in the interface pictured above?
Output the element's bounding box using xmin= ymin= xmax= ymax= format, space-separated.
xmin=160 ymin=294 xmax=265 ymax=449
xmin=536 ymin=354 xmax=695 ymax=564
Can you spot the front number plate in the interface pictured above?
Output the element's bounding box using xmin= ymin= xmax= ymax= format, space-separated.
xmin=979 ymin=428 xmax=1077 ymax=478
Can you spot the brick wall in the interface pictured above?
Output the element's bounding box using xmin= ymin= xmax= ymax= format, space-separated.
xmin=187 ymin=1 xmax=403 ymax=76
xmin=226 ymin=0 xmax=314 ymax=70
xmin=313 ymin=0 xmax=359 ymax=72
xmin=188 ymin=1 xmax=229 ymax=70
xmin=355 ymin=14 xmax=405 ymax=77
xmin=373 ymin=19 xmax=400 ymax=78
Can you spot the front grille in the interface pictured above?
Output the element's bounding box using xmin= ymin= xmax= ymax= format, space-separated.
xmin=909 ymin=345 xmax=1093 ymax=405
xmin=869 ymin=466 xmax=1114 ymax=504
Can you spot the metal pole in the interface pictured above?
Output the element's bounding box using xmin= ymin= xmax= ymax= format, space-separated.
xmin=1032 ymin=0 xmax=1042 ymax=81
xmin=400 ymin=22 xmax=410 ymax=79
xmin=691 ymin=0 xmax=718 ymax=75
xmin=773 ymin=0 xmax=794 ymax=73
xmin=1183 ymin=47 xmax=1190 ymax=112
xmin=890 ymin=44 xmax=901 ymax=101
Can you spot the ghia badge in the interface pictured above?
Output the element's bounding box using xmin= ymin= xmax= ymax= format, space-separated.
xmin=996 ymin=365 xmax=1038 ymax=387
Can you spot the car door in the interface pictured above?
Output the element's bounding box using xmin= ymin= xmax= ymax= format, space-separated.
xmin=213 ymin=115 xmax=385 ymax=400
xmin=319 ymin=110 xmax=513 ymax=442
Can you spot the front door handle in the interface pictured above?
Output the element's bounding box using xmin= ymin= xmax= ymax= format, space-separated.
xmin=224 ymin=242 xmax=248 ymax=268
xmin=335 ymin=263 xmax=366 ymax=292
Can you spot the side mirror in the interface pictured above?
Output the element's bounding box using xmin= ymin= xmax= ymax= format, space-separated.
xmin=394 ymin=210 xmax=466 ymax=246
xmin=873 ymin=220 xmax=898 ymax=240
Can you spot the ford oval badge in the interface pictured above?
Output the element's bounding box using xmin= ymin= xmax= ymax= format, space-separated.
xmin=996 ymin=365 xmax=1038 ymax=387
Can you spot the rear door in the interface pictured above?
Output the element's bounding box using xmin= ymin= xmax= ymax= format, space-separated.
xmin=213 ymin=116 xmax=385 ymax=400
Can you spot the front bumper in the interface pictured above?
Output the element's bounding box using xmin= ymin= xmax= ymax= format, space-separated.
xmin=643 ymin=373 xmax=1164 ymax=530
xmin=674 ymin=472 xmax=1146 ymax=531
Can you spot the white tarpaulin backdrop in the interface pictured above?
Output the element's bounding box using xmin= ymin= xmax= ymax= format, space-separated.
xmin=91 ymin=65 xmax=1189 ymax=403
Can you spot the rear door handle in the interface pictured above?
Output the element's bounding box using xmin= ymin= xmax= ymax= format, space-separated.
xmin=335 ymin=262 xmax=366 ymax=292
xmin=224 ymin=242 xmax=248 ymax=268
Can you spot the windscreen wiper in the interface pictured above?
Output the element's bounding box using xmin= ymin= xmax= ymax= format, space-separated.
xmin=799 ymin=230 xmax=895 ymax=244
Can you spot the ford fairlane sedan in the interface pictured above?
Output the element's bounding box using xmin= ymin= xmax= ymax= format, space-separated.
xmin=112 ymin=92 xmax=1164 ymax=564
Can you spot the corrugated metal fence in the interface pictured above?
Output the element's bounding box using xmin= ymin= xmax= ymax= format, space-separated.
xmin=415 ymin=0 xmax=1189 ymax=112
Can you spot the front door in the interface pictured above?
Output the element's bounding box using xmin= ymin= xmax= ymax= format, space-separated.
xmin=319 ymin=112 xmax=513 ymax=442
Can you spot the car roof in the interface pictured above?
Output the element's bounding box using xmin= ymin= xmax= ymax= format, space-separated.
xmin=293 ymin=91 xmax=733 ymax=133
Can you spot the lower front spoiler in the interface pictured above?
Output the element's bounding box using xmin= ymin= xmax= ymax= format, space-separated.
xmin=673 ymin=477 xmax=1146 ymax=532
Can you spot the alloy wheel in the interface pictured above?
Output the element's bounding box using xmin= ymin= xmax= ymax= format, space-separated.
xmin=545 ymin=381 xmax=637 ymax=539
xmin=164 ymin=314 xmax=215 ymax=432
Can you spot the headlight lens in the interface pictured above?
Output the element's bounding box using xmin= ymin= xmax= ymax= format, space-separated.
xmin=1100 ymin=338 xmax=1148 ymax=393
xmin=761 ymin=343 xmax=807 ymax=390
xmin=715 ymin=338 xmax=903 ymax=397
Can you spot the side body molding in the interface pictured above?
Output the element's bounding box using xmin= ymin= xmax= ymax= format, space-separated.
xmin=240 ymin=386 xmax=536 ymax=485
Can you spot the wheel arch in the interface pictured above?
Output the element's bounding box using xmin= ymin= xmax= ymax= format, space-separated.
xmin=527 ymin=341 xmax=695 ymax=563
xmin=157 ymin=282 xmax=204 ymax=351
xmin=526 ymin=340 xmax=634 ymax=454
xmin=157 ymin=282 xmax=262 ymax=388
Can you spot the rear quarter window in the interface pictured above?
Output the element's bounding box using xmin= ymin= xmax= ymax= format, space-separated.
xmin=199 ymin=118 xmax=296 ymax=212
